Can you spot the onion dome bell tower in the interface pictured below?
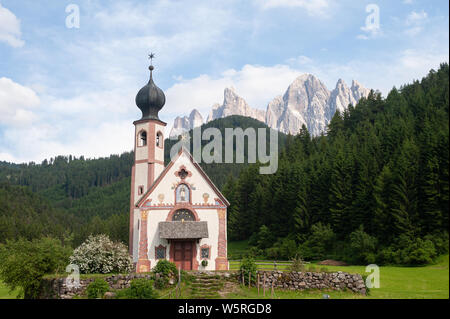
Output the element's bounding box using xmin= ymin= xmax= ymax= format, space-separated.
xmin=135 ymin=56 xmax=166 ymax=120
xmin=129 ymin=54 xmax=167 ymax=259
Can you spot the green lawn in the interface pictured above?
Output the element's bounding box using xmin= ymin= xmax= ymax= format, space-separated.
xmin=0 ymin=281 xmax=21 ymax=299
xmin=228 ymin=253 xmax=449 ymax=299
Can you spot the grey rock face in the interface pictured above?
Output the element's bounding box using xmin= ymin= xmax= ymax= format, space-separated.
xmin=328 ymin=79 xmax=371 ymax=116
xmin=268 ymin=74 xmax=331 ymax=136
xmin=175 ymin=75 xmax=370 ymax=137
xmin=206 ymin=87 xmax=266 ymax=123
xmin=169 ymin=108 xmax=204 ymax=138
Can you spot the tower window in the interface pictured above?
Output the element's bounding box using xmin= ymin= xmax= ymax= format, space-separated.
xmin=138 ymin=185 xmax=144 ymax=195
xmin=138 ymin=131 xmax=147 ymax=147
xmin=156 ymin=131 xmax=163 ymax=148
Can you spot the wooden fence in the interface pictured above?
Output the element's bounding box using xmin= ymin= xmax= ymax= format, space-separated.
xmin=229 ymin=260 xmax=310 ymax=271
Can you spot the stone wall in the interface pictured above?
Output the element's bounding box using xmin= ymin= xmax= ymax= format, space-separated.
xmin=255 ymin=270 xmax=367 ymax=295
xmin=39 ymin=274 xmax=153 ymax=299
xmin=38 ymin=270 xmax=365 ymax=299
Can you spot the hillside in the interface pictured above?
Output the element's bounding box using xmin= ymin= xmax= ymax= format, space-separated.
xmin=0 ymin=115 xmax=286 ymax=246
xmin=0 ymin=65 xmax=448 ymax=265
xmin=223 ymin=63 xmax=449 ymax=265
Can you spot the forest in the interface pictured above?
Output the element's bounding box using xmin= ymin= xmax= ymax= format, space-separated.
xmin=223 ymin=63 xmax=449 ymax=265
xmin=0 ymin=64 xmax=448 ymax=265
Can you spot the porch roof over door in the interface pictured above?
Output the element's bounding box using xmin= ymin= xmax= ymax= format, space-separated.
xmin=159 ymin=221 xmax=208 ymax=239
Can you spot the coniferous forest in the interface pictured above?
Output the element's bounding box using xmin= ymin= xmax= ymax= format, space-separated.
xmin=0 ymin=64 xmax=448 ymax=265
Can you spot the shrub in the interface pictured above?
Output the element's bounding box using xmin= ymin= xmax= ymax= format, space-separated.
xmin=349 ymin=225 xmax=378 ymax=264
xmin=116 ymin=279 xmax=158 ymax=299
xmin=255 ymin=225 xmax=275 ymax=250
xmin=0 ymin=237 xmax=72 ymax=299
xmin=298 ymin=223 xmax=335 ymax=260
xmin=152 ymin=260 xmax=178 ymax=288
xmin=289 ymin=255 xmax=306 ymax=272
xmin=154 ymin=276 xmax=168 ymax=289
xmin=69 ymin=234 xmax=132 ymax=274
xmin=424 ymin=232 xmax=449 ymax=255
xmin=376 ymin=235 xmax=437 ymax=265
xmin=266 ymin=237 xmax=298 ymax=260
xmin=239 ymin=257 xmax=257 ymax=285
xmin=86 ymin=279 xmax=109 ymax=299
xmin=153 ymin=259 xmax=178 ymax=278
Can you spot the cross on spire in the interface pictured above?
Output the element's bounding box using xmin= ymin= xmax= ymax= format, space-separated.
xmin=148 ymin=53 xmax=155 ymax=66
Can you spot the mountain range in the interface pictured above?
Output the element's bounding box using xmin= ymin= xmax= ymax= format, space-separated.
xmin=169 ymin=74 xmax=371 ymax=138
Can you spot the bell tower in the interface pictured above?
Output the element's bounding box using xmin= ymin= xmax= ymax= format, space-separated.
xmin=129 ymin=54 xmax=166 ymax=258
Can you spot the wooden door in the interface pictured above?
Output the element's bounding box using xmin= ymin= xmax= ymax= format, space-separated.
xmin=173 ymin=241 xmax=193 ymax=270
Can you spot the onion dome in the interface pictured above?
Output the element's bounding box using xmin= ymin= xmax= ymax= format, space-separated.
xmin=135 ymin=60 xmax=166 ymax=121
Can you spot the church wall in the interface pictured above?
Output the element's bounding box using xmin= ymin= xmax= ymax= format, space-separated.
xmin=134 ymin=151 xmax=228 ymax=270
xmin=134 ymin=162 xmax=148 ymax=198
xmin=196 ymin=208 xmax=220 ymax=270
xmin=135 ymin=122 xmax=148 ymax=161
xmin=132 ymin=207 xmax=140 ymax=262
xmin=147 ymin=152 xmax=219 ymax=206
xmin=142 ymin=208 xmax=221 ymax=270
xmin=146 ymin=209 xmax=171 ymax=267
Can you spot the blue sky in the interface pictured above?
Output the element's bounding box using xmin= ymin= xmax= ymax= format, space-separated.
xmin=0 ymin=0 xmax=448 ymax=163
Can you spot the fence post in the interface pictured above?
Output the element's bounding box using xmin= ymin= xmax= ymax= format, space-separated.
xmin=248 ymin=272 xmax=251 ymax=289
xmin=242 ymin=270 xmax=245 ymax=286
xmin=274 ymin=261 xmax=277 ymax=270
xmin=178 ymin=267 xmax=181 ymax=299
xmin=271 ymin=280 xmax=274 ymax=299
xmin=263 ymin=273 xmax=266 ymax=297
xmin=257 ymin=273 xmax=260 ymax=296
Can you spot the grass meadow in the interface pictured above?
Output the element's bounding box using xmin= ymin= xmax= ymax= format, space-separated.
xmin=1 ymin=241 xmax=447 ymax=299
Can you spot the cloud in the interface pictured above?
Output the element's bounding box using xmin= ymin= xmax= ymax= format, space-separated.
xmin=254 ymin=0 xmax=331 ymax=17
xmin=357 ymin=4 xmax=383 ymax=40
xmin=0 ymin=77 xmax=39 ymax=126
xmin=164 ymin=64 xmax=304 ymax=118
xmin=0 ymin=4 xmax=24 ymax=47
xmin=404 ymin=10 xmax=428 ymax=36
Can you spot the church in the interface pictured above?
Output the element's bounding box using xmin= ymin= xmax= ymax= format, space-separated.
xmin=129 ymin=60 xmax=229 ymax=272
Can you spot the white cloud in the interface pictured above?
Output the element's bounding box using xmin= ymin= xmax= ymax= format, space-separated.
xmin=164 ymin=64 xmax=304 ymax=119
xmin=0 ymin=77 xmax=39 ymax=126
xmin=254 ymin=0 xmax=331 ymax=17
xmin=404 ymin=10 xmax=428 ymax=36
xmin=0 ymin=4 xmax=24 ymax=47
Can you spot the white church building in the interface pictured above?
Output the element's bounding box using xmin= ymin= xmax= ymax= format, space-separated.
xmin=129 ymin=61 xmax=229 ymax=272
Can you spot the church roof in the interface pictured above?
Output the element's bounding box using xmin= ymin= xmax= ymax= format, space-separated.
xmin=135 ymin=59 xmax=166 ymax=121
xmin=159 ymin=221 xmax=208 ymax=239
xmin=135 ymin=147 xmax=230 ymax=207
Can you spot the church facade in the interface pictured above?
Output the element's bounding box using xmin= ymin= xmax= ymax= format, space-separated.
xmin=129 ymin=62 xmax=229 ymax=272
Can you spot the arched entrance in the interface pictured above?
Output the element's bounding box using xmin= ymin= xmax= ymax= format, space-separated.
xmin=168 ymin=208 xmax=199 ymax=270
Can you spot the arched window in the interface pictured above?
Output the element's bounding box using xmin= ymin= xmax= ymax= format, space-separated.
xmin=172 ymin=209 xmax=195 ymax=221
xmin=175 ymin=184 xmax=190 ymax=203
xmin=156 ymin=131 xmax=163 ymax=148
xmin=138 ymin=131 xmax=147 ymax=147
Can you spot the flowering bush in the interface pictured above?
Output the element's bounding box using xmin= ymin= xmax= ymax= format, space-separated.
xmin=86 ymin=278 xmax=109 ymax=299
xmin=69 ymin=234 xmax=133 ymax=274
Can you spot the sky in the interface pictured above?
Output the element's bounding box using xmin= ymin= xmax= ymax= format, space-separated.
xmin=0 ymin=0 xmax=448 ymax=163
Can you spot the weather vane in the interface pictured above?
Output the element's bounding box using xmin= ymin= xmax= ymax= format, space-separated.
xmin=148 ymin=53 xmax=155 ymax=66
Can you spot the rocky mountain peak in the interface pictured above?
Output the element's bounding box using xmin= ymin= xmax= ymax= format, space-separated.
xmin=172 ymin=74 xmax=371 ymax=138
xmin=169 ymin=109 xmax=204 ymax=138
